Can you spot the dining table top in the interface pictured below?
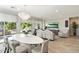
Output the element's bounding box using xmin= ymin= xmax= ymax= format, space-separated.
xmin=8 ymin=33 xmax=44 ymax=44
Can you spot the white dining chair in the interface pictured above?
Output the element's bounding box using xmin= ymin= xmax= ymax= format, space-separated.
xmin=58 ymin=28 xmax=69 ymax=37
xmin=15 ymin=44 xmax=32 ymax=53
xmin=0 ymin=43 xmax=5 ymax=53
xmin=9 ymin=40 xmax=20 ymax=53
xmin=43 ymin=29 xmax=54 ymax=40
xmin=4 ymin=37 xmax=10 ymax=53
xmin=32 ymin=40 xmax=49 ymax=53
xmin=9 ymin=40 xmax=32 ymax=53
xmin=36 ymin=29 xmax=43 ymax=38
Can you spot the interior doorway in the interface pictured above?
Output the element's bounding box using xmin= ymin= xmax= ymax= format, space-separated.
xmin=69 ymin=17 xmax=79 ymax=36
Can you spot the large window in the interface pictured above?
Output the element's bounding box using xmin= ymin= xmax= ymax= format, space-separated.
xmin=0 ymin=21 xmax=32 ymax=36
xmin=0 ymin=22 xmax=16 ymax=36
xmin=5 ymin=22 xmax=16 ymax=35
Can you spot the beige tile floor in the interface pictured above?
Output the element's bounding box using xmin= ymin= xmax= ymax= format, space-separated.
xmin=48 ymin=36 xmax=79 ymax=53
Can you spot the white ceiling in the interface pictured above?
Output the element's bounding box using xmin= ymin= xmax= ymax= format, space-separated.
xmin=0 ymin=5 xmax=79 ymax=20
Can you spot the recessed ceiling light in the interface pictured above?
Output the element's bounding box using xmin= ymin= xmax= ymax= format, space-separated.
xmin=56 ymin=10 xmax=59 ymax=13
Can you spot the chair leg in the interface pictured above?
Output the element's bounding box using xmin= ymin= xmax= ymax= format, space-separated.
xmin=4 ymin=47 xmax=7 ymax=53
xmin=7 ymin=48 xmax=9 ymax=53
xmin=4 ymin=47 xmax=9 ymax=53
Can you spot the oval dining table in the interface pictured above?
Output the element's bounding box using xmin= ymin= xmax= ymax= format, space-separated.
xmin=9 ymin=33 xmax=44 ymax=44
xmin=9 ymin=33 xmax=44 ymax=45
xmin=8 ymin=33 xmax=44 ymax=53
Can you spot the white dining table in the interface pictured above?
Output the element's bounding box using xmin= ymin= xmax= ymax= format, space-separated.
xmin=9 ymin=33 xmax=44 ymax=44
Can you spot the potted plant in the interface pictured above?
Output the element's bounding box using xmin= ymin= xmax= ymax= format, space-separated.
xmin=21 ymin=22 xmax=32 ymax=29
xmin=72 ymin=22 xmax=78 ymax=36
xmin=21 ymin=22 xmax=32 ymax=34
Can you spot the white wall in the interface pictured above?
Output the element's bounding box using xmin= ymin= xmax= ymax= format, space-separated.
xmin=45 ymin=18 xmax=69 ymax=30
xmin=59 ymin=18 xmax=69 ymax=30
xmin=28 ymin=18 xmax=69 ymax=30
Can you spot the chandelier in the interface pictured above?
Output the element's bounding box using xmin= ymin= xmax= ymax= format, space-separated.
xmin=11 ymin=6 xmax=31 ymax=20
xmin=18 ymin=12 xmax=30 ymax=20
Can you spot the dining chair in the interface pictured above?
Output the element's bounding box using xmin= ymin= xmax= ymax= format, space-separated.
xmin=4 ymin=37 xmax=10 ymax=53
xmin=43 ymin=29 xmax=54 ymax=40
xmin=9 ymin=40 xmax=20 ymax=53
xmin=58 ymin=28 xmax=69 ymax=37
xmin=32 ymin=40 xmax=49 ymax=53
xmin=15 ymin=44 xmax=32 ymax=53
xmin=9 ymin=40 xmax=32 ymax=53
xmin=36 ymin=29 xmax=43 ymax=38
xmin=0 ymin=43 xmax=5 ymax=53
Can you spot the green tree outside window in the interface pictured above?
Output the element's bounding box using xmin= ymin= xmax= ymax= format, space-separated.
xmin=5 ymin=22 xmax=16 ymax=31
